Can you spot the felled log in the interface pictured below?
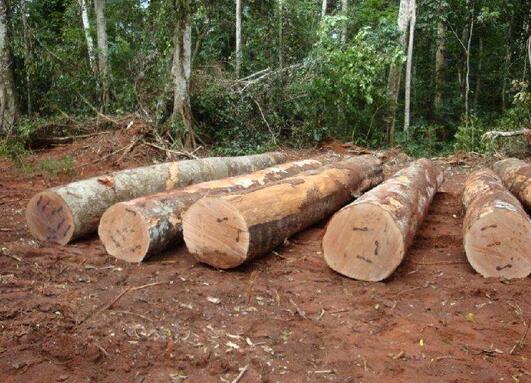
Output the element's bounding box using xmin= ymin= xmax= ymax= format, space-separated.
xmin=493 ymin=158 xmax=531 ymax=211
xmin=462 ymin=169 xmax=531 ymax=279
xmin=98 ymin=156 xmax=339 ymax=263
xmin=322 ymin=159 xmax=443 ymax=282
xmin=182 ymin=155 xmax=384 ymax=269
xmin=26 ymin=152 xmax=286 ymax=245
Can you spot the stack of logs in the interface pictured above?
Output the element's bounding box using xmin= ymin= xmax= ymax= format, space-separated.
xmin=26 ymin=153 xmax=531 ymax=281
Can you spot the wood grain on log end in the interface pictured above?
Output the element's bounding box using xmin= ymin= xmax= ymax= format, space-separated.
xmin=98 ymin=204 xmax=150 ymax=263
xmin=323 ymin=203 xmax=405 ymax=281
xmin=182 ymin=198 xmax=250 ymax=269
xmin=26 ymin=191 xmax=75 ymax=245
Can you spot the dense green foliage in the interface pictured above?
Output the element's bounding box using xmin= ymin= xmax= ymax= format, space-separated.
xmin=2 ymin=0 xmax=530 ymax=155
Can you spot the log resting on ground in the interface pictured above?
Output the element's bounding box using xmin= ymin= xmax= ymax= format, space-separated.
xmin=462 ymin=168 xmax=531 ymax=279
xmin=26 ymin=152 xmax=286 ymax=245
xmin=322 ymin=159 xmax=443 ymax=282
xmin=182 ymin=155 xmax=384 ymax=269
xmin=493 ymin=158 xmax=531 ymax=211
xmin=98 ymin=156 xmax=341 ymax=263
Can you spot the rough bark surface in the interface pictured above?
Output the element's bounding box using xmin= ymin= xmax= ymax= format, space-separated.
xmin=235 ymin=0 xmax=242 ymax=77
xmin=434 ymin=20 xmax=446 ymax=114
xmin=493 ymin=158 xmax=531 ymax=211
xmin=79 ymin=0 xmax=96 ymax=74
xmin=93 ymin=0 xmax=109 ymax=107
xmin=26 ymin=152 xmax=286 ymax=245
xmin=183 ymin=155 xmax=384 ymax=269
xmin=99 ymin=156 xmax=339 ymax=263
xmin=462 ymin=169 xmax=531 ymax=279
xmin=323 ymin=158 xmax=443 ymax=282
xmin=0 ymin=0 xmax=17 ymax=131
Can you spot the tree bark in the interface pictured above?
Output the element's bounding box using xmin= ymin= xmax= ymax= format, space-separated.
xmin=434 ymin=20 xmax=446 ymax=116
xmin=385 ymin=0 xmax=410 ymax=145
xmin=93 ymin=0 xmax=109 ymax=109
xmin=278 ymin=0 xmax=283 ymax=70
xmin=403 ymin=0 xmax=416 ymax=133
xmin=26 ymin=152 xmax=287 ymax=245
xmin=235 ymin=0 xmax=242 ymax=78
xmin=79 ymin=0 xmax=97 ymax=75
xmin=474 ymin=37 xmax=483 ymax=108
xmin=99 ymin=156 xmax=340 ymax=262
xmin=341 ymin=0 xmax=348 ymax=44
xmin=493 ymin=158 xmax=531 ymax=211
xmin=323 ymin=159 xmax=443 ymax=281
xmin=321 ymin=0 xmax=327 ymax=18
xmin=462 ymin=169 xmax=531 ymax=279
xmin=171 ymin=0 xmax=194 ymax=148
xmin=0 ymin=0 xmax=17 ymax=132
xmin=183 ymin=155 xmax=384 ymax=269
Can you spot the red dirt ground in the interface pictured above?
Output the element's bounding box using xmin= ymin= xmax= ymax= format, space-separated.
xmin=0 ymin=136 xmax=529 ymax=383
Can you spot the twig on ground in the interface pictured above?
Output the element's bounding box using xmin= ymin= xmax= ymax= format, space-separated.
xmin=510 ymin=321 xmax=530 ymax=355
xmin=231 ymin=365 xmax=249 ymax=383
xmin=412 ymin=260 xmax=468 ymax=266
xmin=142 ymin=140 xmax=200 ymax=159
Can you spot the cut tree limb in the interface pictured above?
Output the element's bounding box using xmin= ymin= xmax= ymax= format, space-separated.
xmin=26 ymin=152 xmax=286 ymax=245
xmin=482 ymin=128 xmax=531 ymax=142
xmin=98 ymin=156 xmax=340 ymax=263
xmin=183 ymin=155 xmax=384 ymax=269
xmin=322 ymin=159 xmax=443 ymax=282
xmin=493 ymin=158 xmax=531 ymax=211
xmin=462 ymin=169 xmax=531 ymax=279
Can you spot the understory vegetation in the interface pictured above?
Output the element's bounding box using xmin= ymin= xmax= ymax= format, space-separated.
xmin=0 ymin=0 xmax=529 ymax=158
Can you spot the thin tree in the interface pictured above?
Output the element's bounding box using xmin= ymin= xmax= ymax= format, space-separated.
xmin=235 ymin=0 xmax=242 ymax=78
xmin=0 ymin=0 xmax=17 ymax=132
xmin=94 ymin=0 xmax=109 ymax=109
xmin=385 ymin=0 xmax=410 ymax=144
xmin=434 ymin=19 xmax=446 ymax=116
xmin=341 ymin=0 xmax=348 ymax=44
xmin=278 ymin=0 xmax=283 ymax=70
xmin=403 ymin=0 xmax=416 ymax=133
xmin=321 ymin=0 xmax=327 ymax=18
xmin=171 ymin=0 xmax=195 ymax=149
xmin=474 ymin=37 xmax=483 ymax=108
xmin=79 ymin=0 xmax=96 ymax=75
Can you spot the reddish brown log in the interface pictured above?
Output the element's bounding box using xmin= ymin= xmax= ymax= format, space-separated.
xmin=462 ymin=169 xmax=531 ymax=279
xmin=493 ymin=158 xmax=531 ymax=211
xmin=322 ymin=159 xmax=443 ymax=281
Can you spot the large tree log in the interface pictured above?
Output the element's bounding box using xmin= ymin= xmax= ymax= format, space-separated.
xmin=492 ymin=158 xmax=531 ymax=211
xmin=182 ymin=155 xmax=384 ymax=269
xmin=26 ymin=152 xmax=286 ymax=245
xmin=98 ymin=156 xmax=339 ymax=263
xmin=322 ymin=159 xmax=443 ymax=282
xmin=462 ymin=169 xmax=531 ymax=279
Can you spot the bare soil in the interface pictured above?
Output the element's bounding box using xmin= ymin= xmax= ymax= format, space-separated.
xmin=0 ymin=136 xmax=529 ymax=383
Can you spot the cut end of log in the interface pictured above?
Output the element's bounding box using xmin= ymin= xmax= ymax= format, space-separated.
xmin=182 ymin=197 xmax=250 ymax=269
xmin=26 ymin=191 xmax=75 ymax=245
xmin=98 ymin=204 xmax=150 ymax=263
xmin=464 ymin=205 xmax=531 ymax=279
xmin=323 ymin=203 xmax=404 ymax=282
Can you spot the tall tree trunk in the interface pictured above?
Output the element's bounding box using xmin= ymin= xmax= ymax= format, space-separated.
xmin=171 ymin=1 xmax=195 ymax=149
xmin=403 ymin=0 xmax=416 ymax=133
xmin=278 ymin=0 xmax=283 ymax=70
xmin=321 ymin=0 xmax=327 ymax=18
xmin=385 ymin=0 xmax=410 ymax=145
xmin=464 ymin=17 xmax=474 ymax=128
xmin=434 ymin=20 xmax=446 ymax=116
xmin=79 ymin=0 xmax=97 ymax=75
xmin=235 ymin=0 xmax=242 ymax=78
xmin=94 ymin=0 xmax=109 ymax=109
xmin=0 ymin=0 xmax=17 ymax=132
xmin=21 ymin=1 xmax=31 ymax=115
xmin=341 ymin=0 xmax=348 ymax=44
xmin=474 ymin=37 xmax=483 ymax=109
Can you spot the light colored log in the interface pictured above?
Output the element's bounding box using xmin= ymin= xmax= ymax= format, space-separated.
xmin=26 ymin=152 xmax=286 ymax=245
xmin=493 ymin=158 xmax=531 ymax=210
xmin=98 ymin=156 xmax=340 ymax=263
xmin=322 ymin=159 xmax=443 ymax=282
xmin=462 ymin=169 xmax=531 ymax=279
xmin=182 ymin=155 xmax=384 ymax=269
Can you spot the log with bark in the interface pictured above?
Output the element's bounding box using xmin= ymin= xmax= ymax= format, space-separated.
xmin=322 ymin=159 xmax=443 ymax=282
xmin=98 ymin=156 xmax=340 ymax=263
xmin=492 ymin=158 xmax=531 ymax=211
xmin=462 ymin=169 xmax=531 ymax=279
xmin=26 ymin=152 xmax=286 ymax=245
xmin=182 ymin=155 xmax=384 ymax=269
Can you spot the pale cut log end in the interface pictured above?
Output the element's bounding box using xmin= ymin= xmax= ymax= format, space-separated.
xmin=183 ymin=197 xmax=250 ymax=269
xmin=98 ymin=204 xmax=150 ymax=263
xmin=464 ymin=208 xmax=531 ymax=279
xmin=323 ymin=203 xmax=405 ymax=282
xmin=26 ymin=191 xmax=75 ymax=245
